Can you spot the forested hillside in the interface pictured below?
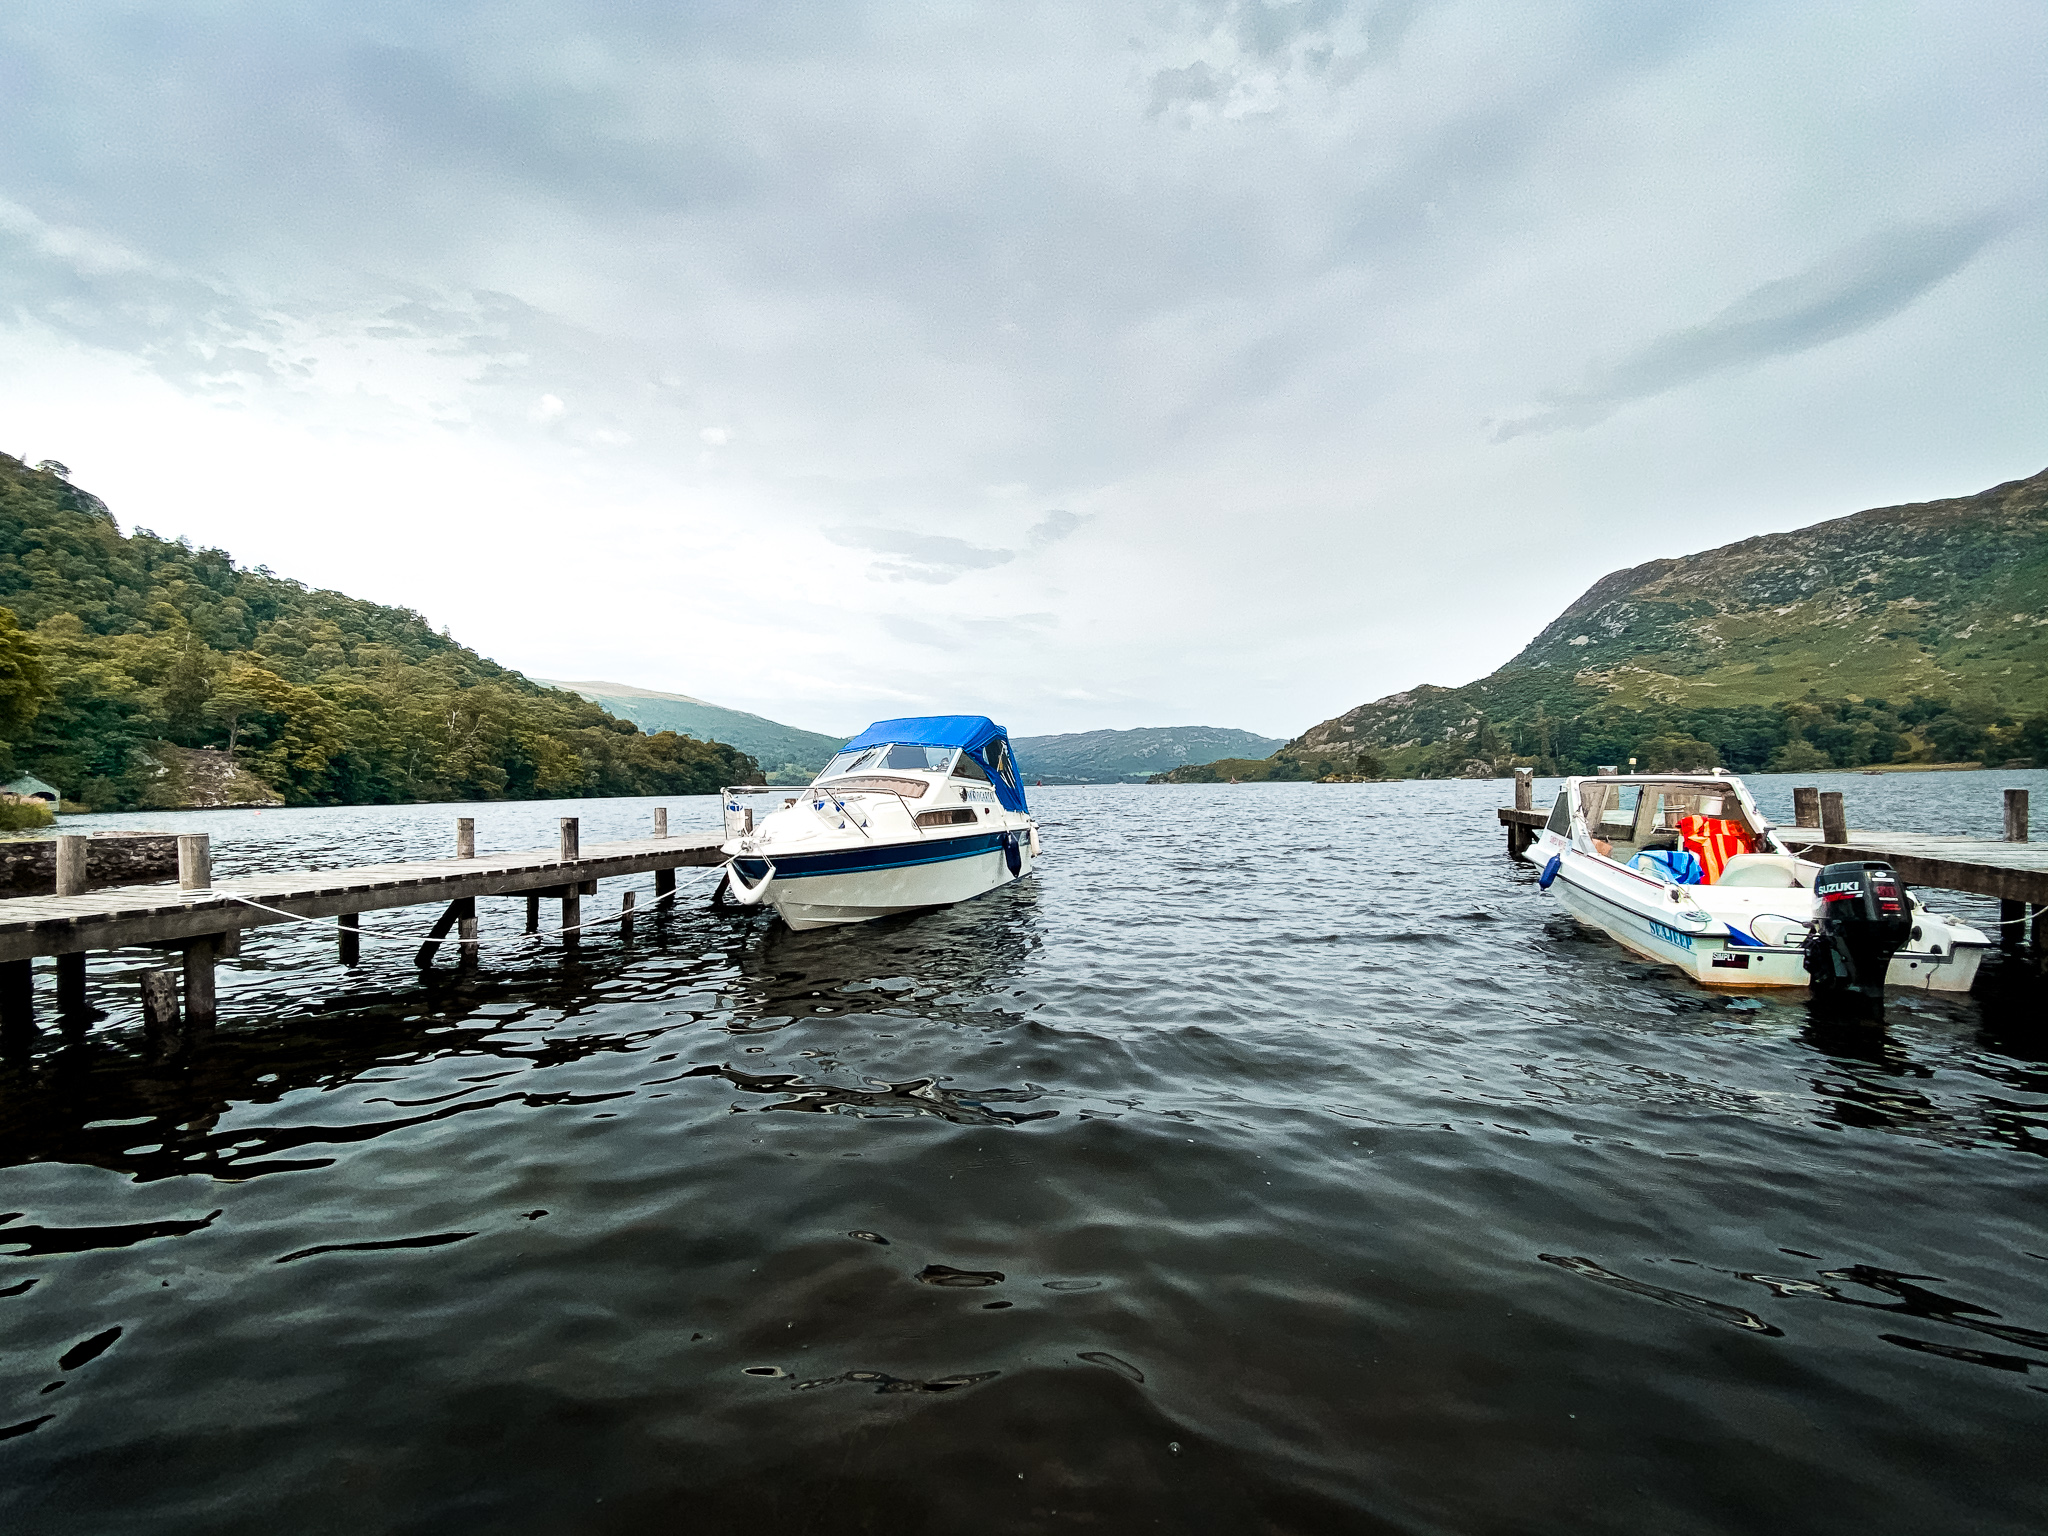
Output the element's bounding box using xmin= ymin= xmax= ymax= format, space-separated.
xmin=537 ymin=678 xmax=844 ymax=783
xmin=1285 ymin=467 xmax=2048 ymax=778
xmin=0 ymin=454 xmax=760 ymax=809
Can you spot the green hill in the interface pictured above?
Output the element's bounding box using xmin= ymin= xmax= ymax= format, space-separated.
xmin=535 ymin=679 xmax=844 ymax=784
xmin=1285 ymin=466 xmax=2048 ymax=777
xmin=0 ymin=454 xmax=762 ymax=809
xmin=1011 ymin=725 xmax=1286 ymax=783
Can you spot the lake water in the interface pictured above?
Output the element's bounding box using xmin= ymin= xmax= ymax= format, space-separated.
xmin=3 ymin=770 xmax=2044 ymax=1533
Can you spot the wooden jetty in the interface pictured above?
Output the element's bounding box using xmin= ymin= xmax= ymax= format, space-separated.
xmin=1496 ymin=771 xmax=2045 ymax=966
xmin=0 ymin=811 xmax=725 ymax=1041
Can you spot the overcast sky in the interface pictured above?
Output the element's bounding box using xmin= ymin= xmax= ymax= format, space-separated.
xmin=2 ymin=2 xmax=2041 ymax=738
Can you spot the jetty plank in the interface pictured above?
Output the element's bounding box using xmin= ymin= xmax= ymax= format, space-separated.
xmin=0 ymin=831 xmax=727 ymax=962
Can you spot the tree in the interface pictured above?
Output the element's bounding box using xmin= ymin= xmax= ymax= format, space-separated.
xmin=203 ymin=672 xmax=271 ymax=758
xmin=0 ymin=606 xmax=51 ymax=746
xmin=1767 ymin=739 xmax=1832 ymax=772
xmin=1637 ymin=733 xmax=1718 ymax=772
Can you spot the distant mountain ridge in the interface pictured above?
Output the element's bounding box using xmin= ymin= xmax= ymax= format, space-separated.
xmin=1012 ymin=725 xmax=1286 ymax=783
xmin=537 ymin=679 xmax=845 ymax=782
xmin=1285 ymin=467 xmax=2048 ymax=777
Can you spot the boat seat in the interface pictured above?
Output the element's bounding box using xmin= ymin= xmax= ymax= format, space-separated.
xmin=1713 ymin=853 xmax=1813 ymax=890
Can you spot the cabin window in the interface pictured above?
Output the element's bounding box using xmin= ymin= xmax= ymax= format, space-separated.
xmin=1546 ymin=791 xmax=1571 ymax=835
xmin=984 ymin=738 xmax=1018 ymax=789
xmin=915 ymin=807 xmax=978 ymax=828
xmin=878 ymin=743 xmax=954 ymax=771
xmin=952 ymin=753 xmax=990 ymax=783
xmin=820 ymin=743 xmax=955 ymax=779
xmin=819 ymin=745 xmax=887 ymax=779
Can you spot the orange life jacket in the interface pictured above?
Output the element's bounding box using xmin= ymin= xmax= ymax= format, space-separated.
xmin=1678 ymin=814 xmax=1753 ymax=884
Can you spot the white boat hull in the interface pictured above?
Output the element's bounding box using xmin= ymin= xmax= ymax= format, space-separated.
xmin=732 ymin=837 xmax=1033 ymax=930
xmin=1552 ymin=860 xmax=1984 ymax=993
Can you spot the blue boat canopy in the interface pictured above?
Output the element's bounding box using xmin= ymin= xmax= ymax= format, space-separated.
xmin=836 ymin=715 xmax=1029 ymax=813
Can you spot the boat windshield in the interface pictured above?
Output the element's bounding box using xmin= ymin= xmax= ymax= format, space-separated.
xmin=1579 ymin=780 xmax=1746 ymax=857
xmin=817 ymin=744 xmax=957 ymax=780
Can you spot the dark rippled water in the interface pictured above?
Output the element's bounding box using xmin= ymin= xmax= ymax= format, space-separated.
xmin=3 ymin=772 xmax=2044 ymax=1533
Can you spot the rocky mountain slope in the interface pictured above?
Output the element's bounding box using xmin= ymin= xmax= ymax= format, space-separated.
xmin=1287 ymin=466 xmax=2048 ymax=776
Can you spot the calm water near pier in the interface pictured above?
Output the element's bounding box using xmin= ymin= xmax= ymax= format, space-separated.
xmin=2 ymin=772 xmax=2044 ymax=1533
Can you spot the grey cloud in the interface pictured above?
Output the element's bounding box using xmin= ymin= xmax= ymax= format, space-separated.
xmin=828 ymin=513 xmax=1089 ymax=583
xmin=1027 ymin=510 xmax=1089 ymax=547
xmin=1147 ymin=61 xmax=1224 ymax=119
xmin=825 ymin=526 xmax=1017 ymax=585
xmin=1495 ymin=213 xmax=2016 ymax=439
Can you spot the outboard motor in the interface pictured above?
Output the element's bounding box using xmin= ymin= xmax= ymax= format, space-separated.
xmin=1803 ymin=861 xmax=1912 ymax=1012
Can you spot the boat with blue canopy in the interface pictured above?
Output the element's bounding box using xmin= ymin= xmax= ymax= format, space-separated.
xmin=717 ymin=715 xmax=1040 ymax=930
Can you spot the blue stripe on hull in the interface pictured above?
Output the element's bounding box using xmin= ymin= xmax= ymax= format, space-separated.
xmin=734 ymin=830 xmax=1007 ymax=882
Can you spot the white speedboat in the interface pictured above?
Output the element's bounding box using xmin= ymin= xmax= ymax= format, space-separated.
xmin=718 ymin=715 xmax=1040 ymax=931
xmin=1522 ymin=773 xmax=1988 ymax=993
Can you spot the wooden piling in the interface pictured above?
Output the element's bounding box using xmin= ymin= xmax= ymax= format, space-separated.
xmin=1510 ymin=770 xmax=1536 ymax=854
xmin=338 ymin=912 xmax=360 ymax=965
xmin=178 ymin=834 xmax=211 ymax=891
xmin=55 ymin=835 xmax=89 ymax=1016
xmin=56 ymin=954 xmax=87 ymax=1016
xmin=456 ymin=897 xmax=478 ymax=962
xmin=561 ymin=885 xmax=581 ymax=945
xmin=457 ymin=818 xmax=476 ymax=859
xmin=56 ymin=835 xmax=90 ymax=897
xmin=524 ymin=893 xmax=540 ymax=934
xmin=0 ymin=958 xmax=33 ymax=1043
xmin=415 ymin=901 xmax=463 ymax=967
xmin=2003 ymin=789 xmax=2030 ymax=950
xmin=1819 ymin=791 xmax=1847 ymax=845
xmin=559 ymin=818 xmax=580 ymax=862
xmin=1793 ymin=786 xmax=1821 ymax=831
xmin=182 ymin=936 xmax=219 ymax=1026
xmin=620 ymin=889 xmax=636 ymax=940
xmin=655 ymin=867 xmax=676 ymax=903
xmin=654 ymin=807 xmax=668 ymax=839
xmin=140 ymin=969 xmax=180 ymax=1030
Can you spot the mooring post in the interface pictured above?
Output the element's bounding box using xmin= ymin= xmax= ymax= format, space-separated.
xmin=338 ymin=912 xmax=361 ymax=965
xmin=654 ymin=807 xmax=668 ymax=839
xmin=140 ymin=969 xmax=180 ymax=1031
xmin=655 ymin=866 xmax=676 ymax=904
xmin=1511 ymin=769 xmax=1535 ymax=855
xmin=2002 ymin=789 xmax=2029 ymax=951
xmin=56 ymin=834 xmax=89 ymax=896
xmin=620 ymin=889 xmax=636 ymax=940
xmin=456 ymin=896 xmax=478 ymax=963
xmin=525 ymin=893 xmax=540 ymax=934
xmin=456 ymin=817 xmax=476 ymax=859
xmin=1793 ymin=786 xmax=1820 ymax=830
xmin=1819 ymin=791 xmax=1847 ymax=845
xmin=178 ymin=833 xmax=211 ymax=891
xmin=558 ymin=818 xmax=582 ymax=945
xmin=182 ymin=935 xmax=219 ymax=1027
xmin=55 ymin=834 xmax=89 ymax=1015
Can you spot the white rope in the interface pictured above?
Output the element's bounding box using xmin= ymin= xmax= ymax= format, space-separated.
xmin=203 ymin=867 xmax=720 ymax=949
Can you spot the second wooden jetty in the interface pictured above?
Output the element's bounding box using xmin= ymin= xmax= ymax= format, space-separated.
xmin=0 ymin=810 xmax=726 ymax=1038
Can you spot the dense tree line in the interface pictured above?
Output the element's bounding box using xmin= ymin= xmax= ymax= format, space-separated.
xmin=1388 ymin=693 xmax=2048 ymax=779
xmin=0 ymin=454 xmax=761 ymax=809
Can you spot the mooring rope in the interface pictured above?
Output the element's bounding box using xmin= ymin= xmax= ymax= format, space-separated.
xmin=200 ymin=865 xmax=725 ymax=950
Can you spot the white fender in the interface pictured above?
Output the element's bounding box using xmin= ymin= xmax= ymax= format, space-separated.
xmin=724 ymin=857 xmax=777 ymax=907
